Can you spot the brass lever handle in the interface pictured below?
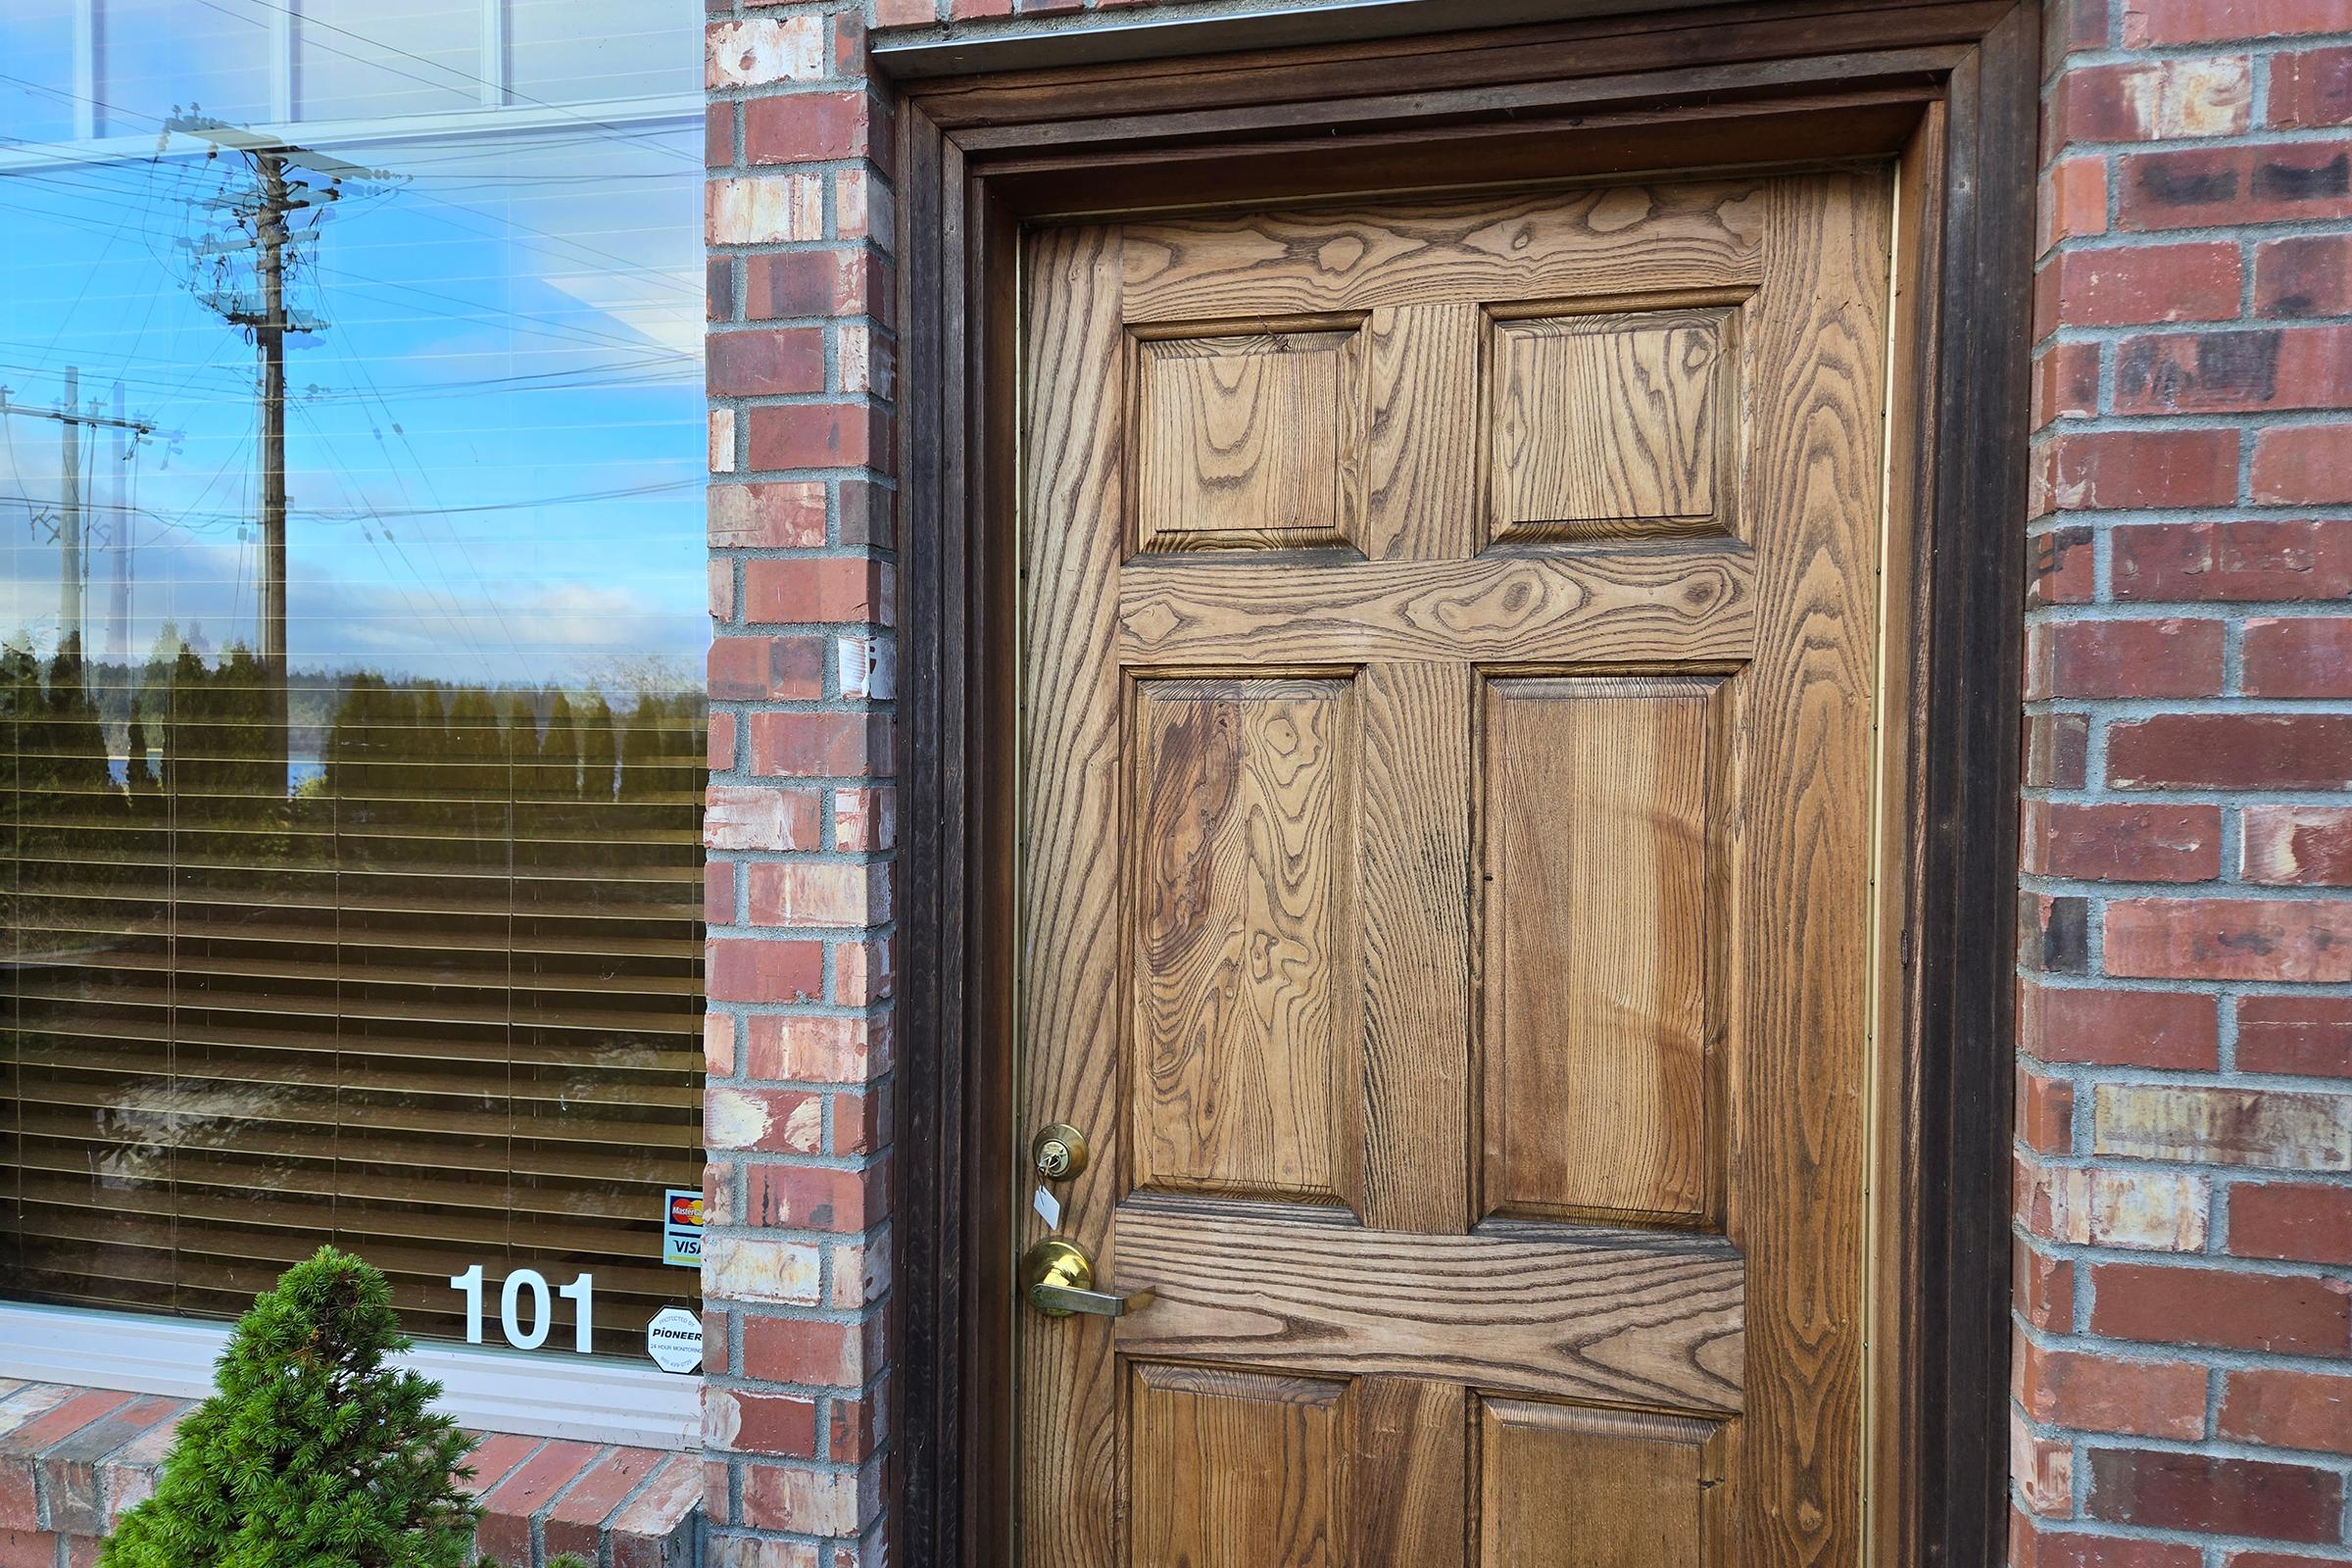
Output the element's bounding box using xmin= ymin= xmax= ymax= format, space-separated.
xmin=1021 ymin=1238 xmax=1152 ymax=1319
xmin=1029 ymin=1279 xmax=1155 ymax=1318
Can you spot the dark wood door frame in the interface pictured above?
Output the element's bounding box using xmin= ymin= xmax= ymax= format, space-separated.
xmin=886 ymin=3 xmax=2037 ymax=1563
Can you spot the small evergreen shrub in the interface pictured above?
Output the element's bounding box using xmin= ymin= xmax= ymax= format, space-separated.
xmin=103 ymin=1247 xmax=479 ymax=1568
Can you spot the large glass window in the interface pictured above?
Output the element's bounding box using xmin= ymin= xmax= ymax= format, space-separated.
xmin=0 ymin=0 xmax=705 ymax=1362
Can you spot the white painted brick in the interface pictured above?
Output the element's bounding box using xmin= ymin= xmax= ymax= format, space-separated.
xmin=703 ymin=1234 xmax=823 ymax=1305
xmin=710 ymin=175 xmax=826 ymax=245
xmin=706 ymin=18 xmax=827 ymax=88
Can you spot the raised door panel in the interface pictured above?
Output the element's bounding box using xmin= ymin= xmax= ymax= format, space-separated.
xmin=1129 ymin=1364 xmax=1347 ymax=1568
xmin=1489 ymin=306 xmax=1736 ymax=543
xmin=1483 ymin=674 xmax=1726 ymax=1226
xmin=1129 ymin=678 xmax=1356 ymax=1207
xmin=1480 ymin=1400 xmax=1728 ymax=1568
xmin=1134 ymin=327 xmax=1362 ymax=553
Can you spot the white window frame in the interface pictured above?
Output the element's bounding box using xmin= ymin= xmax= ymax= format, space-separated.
xmin=0 ymin=1300 xmax=700 ymax=1448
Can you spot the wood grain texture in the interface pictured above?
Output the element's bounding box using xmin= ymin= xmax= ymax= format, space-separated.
xmin=1479 ymin=1399 xmax=1728 ymax=1568
xmin=1491 ymin=308 xmax=1734 ymax=541
xmin=1120 ymin=548 xmax=1757 ymax=666
xmin=1350 ymin=1377 xmax=1468 ymax=1568
xmin=1017 ymin=222 xmax=1130 ymax=1568
xmin=1129 ymin=1363 xmax=1345 ymax=1568
xmin=1122 ymin=185 xmax=1766 ymax=321
xmin=1356 ymin=661 xmax=1471 ymax=1233
xmin=1727 ymin=171 xmax=1890 ymax=1568
xmin=910 ymin=33 xmax=2020 ymax=1568
xmin=1361 ymin=303 xmax=1481 ymax=562
xmin=1483 ymin=675 xmax=1725 ymax=1226
xmin=1135 ymin=329 xmax=1360 ymax=552
xmin=1130 ymin=679 xmax=1356 ymax=1206
xmin=1113 ymin=1202 xmax=1745 ymax=1414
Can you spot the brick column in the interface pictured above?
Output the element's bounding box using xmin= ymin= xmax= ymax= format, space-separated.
xmin=2017 ymin=1 xmax=2352 ymax=1560
xmin=703 ymin=5 xmax=898 ymax=1564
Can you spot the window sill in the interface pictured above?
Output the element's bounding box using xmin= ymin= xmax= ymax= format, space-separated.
xmin=0 ymin=1301 xmax=701 ymax=1450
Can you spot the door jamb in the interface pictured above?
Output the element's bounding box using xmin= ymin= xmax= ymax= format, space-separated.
xmin=887 ymin=5 xmax=2037 ymax=1563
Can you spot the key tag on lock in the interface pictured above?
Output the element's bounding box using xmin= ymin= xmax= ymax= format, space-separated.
xmin=1029 ymin=1124 xmax=1088 ymax=1233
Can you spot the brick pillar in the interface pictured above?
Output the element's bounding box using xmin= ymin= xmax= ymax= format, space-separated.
xmin=2017 ymin=1 xmax=2352 ymax=1561
xmin=703 ymin=5 xmax=898 ymax=1564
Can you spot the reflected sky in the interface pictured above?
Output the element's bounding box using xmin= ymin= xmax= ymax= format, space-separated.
xmin=0 ymin=0 xmax=705 ymax=692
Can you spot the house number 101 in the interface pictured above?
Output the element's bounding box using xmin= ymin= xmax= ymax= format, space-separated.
xmin=447 ymin=1265 xmax=594 ymax=1353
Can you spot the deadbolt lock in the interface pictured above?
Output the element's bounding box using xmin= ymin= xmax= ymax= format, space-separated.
xmin=1031 ymin=1122 xmax=1089 ymax=1181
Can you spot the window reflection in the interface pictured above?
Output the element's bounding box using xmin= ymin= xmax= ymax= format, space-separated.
xmin=297 ymin=0 xmax=484 ymax=122
xmin=1 ymin=0 xmax=705 ymax=1359
xmin=99 ymin=0 xmax=277 ymax=133
xmin=0 ymin=1 xmax=79 ymax=145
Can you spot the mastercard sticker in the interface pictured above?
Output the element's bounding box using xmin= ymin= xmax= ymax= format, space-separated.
xmin=663 ymin=1187 xmax=705 ymax=1268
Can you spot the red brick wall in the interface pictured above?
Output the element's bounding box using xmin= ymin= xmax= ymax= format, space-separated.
xmin=703 ymin=2 xmax=2352 ymax=1565
xmin=2020 ymin=0 xmax=2352 ymax=1561
xmin=702 ymin=6 xmax=898 ymax=1563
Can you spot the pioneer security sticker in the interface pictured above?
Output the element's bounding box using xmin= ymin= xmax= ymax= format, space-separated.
xmin=647 ymin=1306 xmax=702 ymax=1374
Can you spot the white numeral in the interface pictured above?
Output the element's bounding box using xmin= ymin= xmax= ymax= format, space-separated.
xmin=448 ymin=1264 xmax=593 ymax=1353
xmin=447 ymin=1264 xmax=485 ymax=1345
xmin=558 ymin=1271 xmax=595 ymax=1354
xmin=501 ymin=1268 xmax=551 ymax=1349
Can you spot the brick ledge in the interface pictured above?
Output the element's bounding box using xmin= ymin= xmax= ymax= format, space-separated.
xmin=0 ymin=1378 xmax=699 ymax=1568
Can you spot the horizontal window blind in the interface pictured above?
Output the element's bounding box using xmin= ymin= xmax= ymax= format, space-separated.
xmin=5 ymin=663 xmax=703 ymax=1353
xmin=1 ymin=0 xmax=706 ymax=1363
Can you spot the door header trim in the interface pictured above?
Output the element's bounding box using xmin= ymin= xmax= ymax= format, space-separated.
xmin=868 ymin=0 xmax=1753 ymax=79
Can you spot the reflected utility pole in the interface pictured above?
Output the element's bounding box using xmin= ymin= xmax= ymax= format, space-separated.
xmin=60 ymin=367 xmax=79 ymax=650
xmin=164 ymin=114 xmax=393 ymax=775
xmin=0 ymin=371 xmax=160 ymax=656
xmin=110 ymin=382 xmax=133 ymax=666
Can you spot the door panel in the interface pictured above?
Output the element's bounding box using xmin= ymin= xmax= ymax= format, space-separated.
xmin=1130 ymin=1364 xmax=1347 ymax=1568
xmin=1488 ymin=305 xmax=1736 ymax=542
xmin=1130 ymin=676 xmax=1356 ymax=1208
xmin=1019 ymin=172 xmax=1891 ymax=1567
xmin=1134 ymin=328 xmax=1363 ymax=553
xmin=1483 ymin=673 xmax=1727 ymax=1228
xmin=1479 ymin=1401 xmax=1729 ymax=1568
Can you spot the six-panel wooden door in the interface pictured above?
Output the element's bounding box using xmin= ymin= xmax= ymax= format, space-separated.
xmin=1016 ymin=171 xmax=1894 ymax=1567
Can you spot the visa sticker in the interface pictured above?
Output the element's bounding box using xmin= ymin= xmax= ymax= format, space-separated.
xmin=662 ymin=1187 xmax=704 ymax=1268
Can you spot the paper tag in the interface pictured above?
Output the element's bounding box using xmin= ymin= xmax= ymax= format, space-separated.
xmin=1032 ymin=1184 xmax=1063 ymax=1231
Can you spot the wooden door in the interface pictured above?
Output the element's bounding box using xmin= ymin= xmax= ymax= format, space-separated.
xmin=1016 ymin=171 xmax=1893 ymax=1568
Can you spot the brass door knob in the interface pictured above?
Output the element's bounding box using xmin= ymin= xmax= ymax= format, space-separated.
xmin=1020 ymin=1238 xmax=1152 ymax=1319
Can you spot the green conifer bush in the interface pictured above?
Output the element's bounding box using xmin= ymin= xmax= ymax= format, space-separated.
xmin=103 ymin=1247 xmax=479 ymax=1568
